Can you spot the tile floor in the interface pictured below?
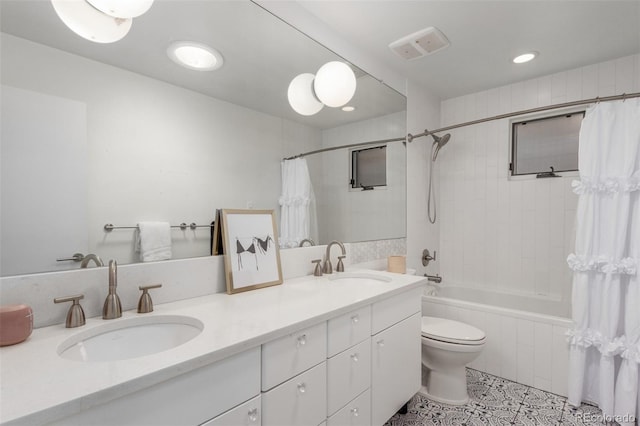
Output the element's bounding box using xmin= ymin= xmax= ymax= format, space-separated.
xmin=385 ymin=369 xmax=610 ymax=425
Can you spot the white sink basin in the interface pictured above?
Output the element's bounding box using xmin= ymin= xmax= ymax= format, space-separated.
xmin=58 ymin=315 xmax=203 ymax=362
xmin=327 ymin=272 xmax=392 ymax=283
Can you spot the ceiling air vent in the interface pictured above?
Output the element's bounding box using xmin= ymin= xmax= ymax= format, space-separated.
xmin=389 ymin=27 xmax=450 ymax=60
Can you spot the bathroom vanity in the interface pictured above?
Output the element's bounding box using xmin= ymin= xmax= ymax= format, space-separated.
xmin=0 ymin=271 xmax=424 ymax=426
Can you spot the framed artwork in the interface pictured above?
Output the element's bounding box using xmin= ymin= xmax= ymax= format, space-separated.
xmin=220 ymin=209 xmax=282 ymax=294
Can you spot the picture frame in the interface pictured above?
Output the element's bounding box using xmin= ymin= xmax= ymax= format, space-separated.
xmin=211 ymin=209 xmax=223 ymax=255
xmin=220 ymin=209 xmax=282 ymax=294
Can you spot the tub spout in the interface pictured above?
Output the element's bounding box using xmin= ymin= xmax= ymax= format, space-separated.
xmin=425 ymin=274 xmax=442 ymax=284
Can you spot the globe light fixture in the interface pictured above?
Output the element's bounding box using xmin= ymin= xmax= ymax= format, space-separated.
xmin=288 ymin=73 xmax=324 ymax=116
xmin=51 ymin=0 xmax=132 ymax=44
xmin=313 ymin=61 xmax=356 ymax=108
xmin=86 ymin=0 xmax=155 ymax=18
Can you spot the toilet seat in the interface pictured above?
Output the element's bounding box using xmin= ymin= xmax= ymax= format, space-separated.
xmin=421 ymin=316 xmax=486 ymax=345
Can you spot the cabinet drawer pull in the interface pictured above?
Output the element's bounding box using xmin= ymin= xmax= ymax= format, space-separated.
xmin=350 ymin=353 xmax=359 ymax=362
xmin=296 ymin=334 xmax=307 ymax=347
xmin=351 ymin=314 xmax=359 ymax=324
xmin=351 ymin=407 xmax=359 ymax=417
xmin=377 ymin=339 xmax=385 ymax=347
xmin=297 ymin=383 xmax=306 ymax=394
xmin=248 ymin=408 xmax=259 ymax=422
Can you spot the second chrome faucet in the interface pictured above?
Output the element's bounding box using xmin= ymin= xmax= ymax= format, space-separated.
xmin=103 ymin=260 xmax=122 ymax=319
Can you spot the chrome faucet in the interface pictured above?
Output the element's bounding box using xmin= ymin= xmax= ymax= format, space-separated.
xmin=323 ymin=240 xmax=346 ymax=274
xmin=103 ymin=260 xmax=122 ymax=319
xmin=80 ymin=253 xmax=104 ymax=268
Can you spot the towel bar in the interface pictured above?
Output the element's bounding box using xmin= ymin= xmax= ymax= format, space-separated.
xmin=104 ymin=223 xmax=213 ymax=232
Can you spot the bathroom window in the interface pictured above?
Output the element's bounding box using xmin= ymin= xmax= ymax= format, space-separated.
xmin=510 ymin=111 xmax=584 ymax=176
xmin=350 ymin=145 xmax=387 ymax=190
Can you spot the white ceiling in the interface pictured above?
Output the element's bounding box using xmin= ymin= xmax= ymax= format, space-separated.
xmin=2 ymin=0 xmax=638 ymax=126
xmin=0 ymin=0 xmax=406 ymax=130
xmin=298 ymin=0 xmax=640 ymax=99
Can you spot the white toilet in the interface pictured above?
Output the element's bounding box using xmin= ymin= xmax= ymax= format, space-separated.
xmin=420 ymin=316 xmax=486 ymax=405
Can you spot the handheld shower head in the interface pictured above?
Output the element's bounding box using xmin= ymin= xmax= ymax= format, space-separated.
xmin=430 ymin=132 xmax=451 ymax=161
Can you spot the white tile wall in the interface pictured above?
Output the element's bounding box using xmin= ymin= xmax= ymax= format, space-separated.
xmin=438 ymin=54 xmax=640 ymax=301
xmin=349 ymin=238 xmax=406 ymax=264
xmin=423 ymin=298 xmax=573 ymax=396
xmin=314 ymin=111 xmax=407 ymax=245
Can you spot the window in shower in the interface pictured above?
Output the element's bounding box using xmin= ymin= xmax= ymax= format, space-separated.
xmin=350 ymin=145 xmax=387 ymax=190
xmin=510 ymin=110 xmax=584 ymax=176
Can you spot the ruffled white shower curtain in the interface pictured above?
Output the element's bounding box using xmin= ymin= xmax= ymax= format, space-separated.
xmin=279 ymin=158 xmax=317 ymax=248
xmin=567 ymin=99 xmax=640 ymax=425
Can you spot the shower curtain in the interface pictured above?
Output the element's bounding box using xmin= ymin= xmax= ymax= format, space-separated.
xmin=278 ymin=158 xmax=317 ymax=248
xmin=567 ymin=99 xmax=640 ymax=425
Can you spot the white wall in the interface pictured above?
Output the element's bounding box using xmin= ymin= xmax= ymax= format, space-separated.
xmin=406 ymin=81 xmax=442 ymax=275
xmin=312 ymin=111 xmax=407 ymax=244
xmin=1 ymin=33 xmax=322 ymax=269
xmin=438 ymin=54 xmax=640 ymax=301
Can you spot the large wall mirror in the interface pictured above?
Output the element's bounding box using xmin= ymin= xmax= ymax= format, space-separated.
xmin=0 ymin=0 xmax=406 ymax=277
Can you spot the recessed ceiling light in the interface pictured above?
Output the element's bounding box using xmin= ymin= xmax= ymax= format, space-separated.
xmin=341 ymin=106 xmax=356 ymax=112
xmin=513 ymin=52 xmax=538 ymax=64
xmin=167 ymin=41 xmax=224 ymax=71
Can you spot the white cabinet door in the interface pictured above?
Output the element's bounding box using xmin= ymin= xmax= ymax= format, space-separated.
xmin=262 ymin=362 xmax=327 ymax=426
xmin=326 ymin=339 xmax=371 ymax=416
xmin=47 ymin=348 xmax=261 ymax=426
xmin=262 ymin=322 xmax=327 ymax=391
xmin=371 ymin=313 xmax=421 ymax=426
xmin=327 ymin=389 xmax=371 ymax=426
xmin=202 ymin=395 xmax=261 ymax=426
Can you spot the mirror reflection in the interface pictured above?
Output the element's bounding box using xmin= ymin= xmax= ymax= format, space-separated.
xmin=0 ymin=0 xmax=406 ymax=277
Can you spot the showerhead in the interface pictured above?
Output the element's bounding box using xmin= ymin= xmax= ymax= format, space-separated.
xmin=432 ymin=132 xmax=450 ymax=147
xmin=430 ymin=132 xmax=451 ymax=161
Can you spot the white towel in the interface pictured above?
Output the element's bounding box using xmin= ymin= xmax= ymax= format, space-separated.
xmin=136 ymin=221 xmax=172 ymax=262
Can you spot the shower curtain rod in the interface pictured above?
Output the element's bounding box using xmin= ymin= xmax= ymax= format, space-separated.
xmin=407 ymin=91 xmax=640 ymax=142
xmin=283 ymin=136 xmax=406 ymax=160
xmin=282 ymin=92 xmax=639 ymax=160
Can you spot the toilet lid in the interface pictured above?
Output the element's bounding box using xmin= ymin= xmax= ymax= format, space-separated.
xmin=421 ymin=316 xmax=486 ymax=345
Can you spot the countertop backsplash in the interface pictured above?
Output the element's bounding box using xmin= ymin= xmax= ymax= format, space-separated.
xmin=0 ymin=239 xmax=406 ymax=329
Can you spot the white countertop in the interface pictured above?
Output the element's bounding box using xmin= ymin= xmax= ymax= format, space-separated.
xmin=0 ymin=270 xmax=425 ymax=425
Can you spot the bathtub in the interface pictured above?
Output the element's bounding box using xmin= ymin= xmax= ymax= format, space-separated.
xmin=422 ymin=284 xmax=573 ymax=397
xmin=427 ymin=285 xmax=571 ymax=319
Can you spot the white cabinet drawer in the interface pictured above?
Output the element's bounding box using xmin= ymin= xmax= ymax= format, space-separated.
xmin=262 ymin=362 xmax=327 ymax=426
xmin=326 ymin=339 xmax=371 ymax=416
xmin=261 ymin=322 xmax=327 ymax=391
xmin=327 ymin=306 xmax=371 ymax=357
xmin=202 ymin=395 xmax=261 ymax=426
xmin=371 ymin=288 xmax=421 ymax=334
xmin=327 ymin=389 xmax=371 ymax=426
xmin=48 ymin=347 xmax=261 ymax=426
